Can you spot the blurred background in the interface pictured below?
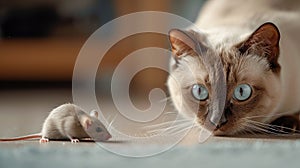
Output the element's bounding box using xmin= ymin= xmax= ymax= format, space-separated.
xmin=0 ymin=0 xmax=205 ymax=89
xmin=0 ymin=0 xmax=205 ymax=136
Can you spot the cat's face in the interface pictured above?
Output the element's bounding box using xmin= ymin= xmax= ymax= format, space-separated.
xmin=167 ymin=23 xmax=281 ymax=135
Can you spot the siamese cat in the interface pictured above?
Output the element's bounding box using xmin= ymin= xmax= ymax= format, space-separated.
xmin=167 ymin=0 xmax=300 ymax=136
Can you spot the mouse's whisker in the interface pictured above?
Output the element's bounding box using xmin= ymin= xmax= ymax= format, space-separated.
xmin=107 ymin=114 xmax=118 ymax=132
xmin=104 ymin=114 xmax=112 ymax=124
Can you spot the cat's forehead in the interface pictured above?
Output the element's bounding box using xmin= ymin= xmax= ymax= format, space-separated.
xmin=176 ymin=50 xmax=270 ymax=86
xmin=177 ymin=56 xmax=209 ymax=84
xmin=219 ymin=49 xmax=270 ymax=83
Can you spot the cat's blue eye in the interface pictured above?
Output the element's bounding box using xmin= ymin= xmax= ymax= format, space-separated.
xmin=233 ymin=84 xmax=252 ymax=101
xmin=192 ymin=84 xmax=208 ymax=101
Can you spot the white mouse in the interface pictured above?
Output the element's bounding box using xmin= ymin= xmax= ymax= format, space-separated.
xmin=0 ymin=103 xmax=111 ymax=143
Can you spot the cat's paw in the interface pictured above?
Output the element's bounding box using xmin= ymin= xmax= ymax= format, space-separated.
xmin=270 ymin=115 xmax=300 ymax=134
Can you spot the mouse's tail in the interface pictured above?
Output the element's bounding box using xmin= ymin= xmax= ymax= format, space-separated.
xmin=0 ymin=133 xmax=42 ymax=141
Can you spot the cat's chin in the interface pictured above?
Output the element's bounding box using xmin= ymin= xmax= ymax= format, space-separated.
xmin=198 ymin=122 xmax=237 ymax=136
xmin=198 ymin=122 xmax=236 ymax=136
xmin=212 ymin=130 xmax=231 ymax=136
xmin=212 ymin=127 xmax=243 ymax=136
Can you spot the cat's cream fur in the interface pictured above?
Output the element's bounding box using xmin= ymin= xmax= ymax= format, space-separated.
xmin=167 ymin=0 xmax=300 ymax=135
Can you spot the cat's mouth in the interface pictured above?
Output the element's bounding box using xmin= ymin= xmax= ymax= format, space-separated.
xmin=198 ymin=125 xmax=230 ymax=137
xmin=212 ymin=129 xmax=229 ymax=136
xmin=199 ymin=120 xmax=234 ymax=136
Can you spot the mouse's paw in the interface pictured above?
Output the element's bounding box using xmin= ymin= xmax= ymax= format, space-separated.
xmin=71 ymin=139 xmax=79 ymax=143
xmin=39 ymin=138 xmax=49 ymax=143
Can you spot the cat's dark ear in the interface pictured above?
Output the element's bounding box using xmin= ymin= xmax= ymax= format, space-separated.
xmin=168 ymin=29 xmax=199 ymax=60
xmin=237 ymin=22 xmax=280 ymax=71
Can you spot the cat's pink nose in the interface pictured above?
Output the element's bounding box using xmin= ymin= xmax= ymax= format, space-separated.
xmin=217 ymin=114 xmax=228 ymax=128
xmin=216 ymin=119 xmax=228 ymax=129
xmin=208 ymin=116 xmax=228 ymax=131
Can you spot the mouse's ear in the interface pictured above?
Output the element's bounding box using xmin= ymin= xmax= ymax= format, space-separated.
xmin=83 ymin=117 xmax=92 ymax=130
xmin=90 ymin=110 xmax=99 ymax=118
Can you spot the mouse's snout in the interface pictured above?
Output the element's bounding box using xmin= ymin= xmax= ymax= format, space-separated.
xmin=103 ymin=132 xmax=112 ymax=140
xmin=94 ymin=132 xmax=111 ymax=141
xmin=106 ymin=133 xmax=112 ymax=140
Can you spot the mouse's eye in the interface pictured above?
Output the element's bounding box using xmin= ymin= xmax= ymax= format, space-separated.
xmin=96 ymin=127 xmax=103 ymax=132
xmin=233 ymin=84 xmax=252 ymax=101
xmin=191 ymin=84 xmax=209 ymax=101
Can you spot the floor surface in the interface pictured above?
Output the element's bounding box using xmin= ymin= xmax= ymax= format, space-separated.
xmin=1 ymin=89 xmax=300 ymax=168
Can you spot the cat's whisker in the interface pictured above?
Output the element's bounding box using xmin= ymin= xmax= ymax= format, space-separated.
xmin=241 ymin=116 xmax=300 ymax=136
xmin=145 ymin=121 xmax=191 ymax=132
xmin=246 ymin=128 xmax=258 ymax=136
xmin=242 ymin=119 xmax=296 ymax=135
xmin=147 ymin=123 xmax=192 ymax=133
xmin=260 ymin=123 xmax=300 ymax=134
xmin=241 ymin=122 xmax=279 ymax=135
xmin=243 ymin=111 xmax=299 ymax=120
xmin=163 ymin=122 xmax=194 ymax=134
xmin=143 ymin=124 xmax=194 ymax=143
xmin=162 ymin=111 xmax=179 ymax=115
xmin=241 ymin=120 xmax=273 ymax=133
xmin=147 ymin=123 xmax=190 ymax=132
xmin=239 ymin=125 xmax=255 ymax=136
xmin=142 ymin=118 xmax=194 ymax=129
xmin=159 ymin=97 xmax=172 ymax=103
xmin=242 ymin=119 xmax=280 ymax=134
xmin=168 ymin=125 xmax=195 ymax=136
xmin=243 ymin=118 xmax=298 ymax=133
xmin=151 ymin=124 xmax=195 ymax=137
